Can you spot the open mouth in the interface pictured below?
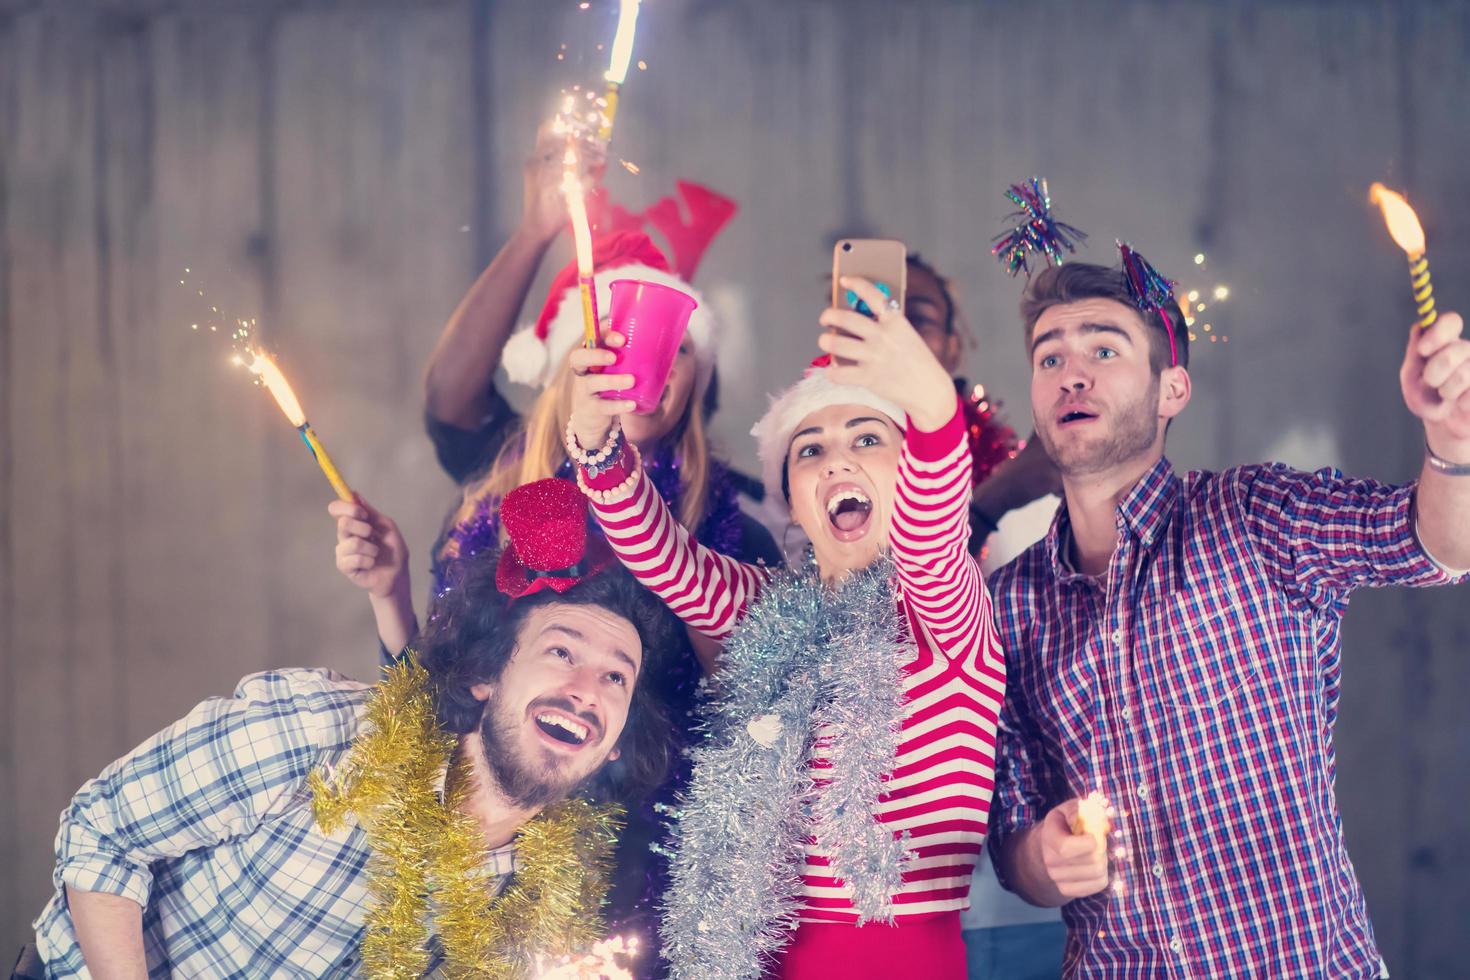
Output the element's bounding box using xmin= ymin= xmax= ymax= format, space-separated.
xmin=534 ymin=712 xmax=591 ymax=748
xmin=1057 ymin=409 xmax=1099 ymax=427
xmin=824 ymin=486 xmax=873 ymax=541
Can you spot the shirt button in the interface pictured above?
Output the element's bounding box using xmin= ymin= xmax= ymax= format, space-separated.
xmin=1120 ymin=706 xmax=1132 ymax=720
xmin=1137 ymin=783 xmax=1150 ymax=800
xmin=1111 ymin=629 xmax=1123 ymax=647
xmin=1152 ymin=862 xmax=1164 ymax=878
xmin=1169 ymin=937 xmax=1183 ymax=954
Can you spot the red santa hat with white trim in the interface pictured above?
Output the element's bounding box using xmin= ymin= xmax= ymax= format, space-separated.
xmin=750 ymin=354 xmax=907 ymax=514
xmin=502 ymin=229 xmax=717 ymax=393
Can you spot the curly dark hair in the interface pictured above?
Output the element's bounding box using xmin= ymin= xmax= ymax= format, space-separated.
xmin=906 ymin=252 xmax=958 ymax=337
xmin=415 ymin=552 xmax=676 ymax=804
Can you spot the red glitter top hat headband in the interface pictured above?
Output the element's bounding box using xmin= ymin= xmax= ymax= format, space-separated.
xmin=495 ymin=478 xmax=615 ymax=601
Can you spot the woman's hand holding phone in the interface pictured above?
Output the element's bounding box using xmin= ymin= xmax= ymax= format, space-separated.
xmin=819 ymin=275 xmax=957 ymax=432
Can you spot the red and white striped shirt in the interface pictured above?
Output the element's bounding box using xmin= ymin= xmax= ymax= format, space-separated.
xmin=584 ymin=403 xmax=1005 ymax=923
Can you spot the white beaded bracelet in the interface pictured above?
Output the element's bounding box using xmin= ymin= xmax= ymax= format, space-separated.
xmin=564 ymin=417 xmax=624 ymax=475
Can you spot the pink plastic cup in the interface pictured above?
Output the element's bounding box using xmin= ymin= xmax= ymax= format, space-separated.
xmin=598 ymin=278 xmax=699 ymax=415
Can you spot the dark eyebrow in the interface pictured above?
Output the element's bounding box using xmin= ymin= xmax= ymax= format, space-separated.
xmin=907 ymin=297 xmax=943 ymax=312
xmin=792 ymin=416 xmax=890 ymax=445
xmin=605 ymin=646 xmax=639 ymax=675
xmin=1031 ymin=322 xmax=1134 ymax=355
xmin=543 ymin=624 xmax=639 ymax=676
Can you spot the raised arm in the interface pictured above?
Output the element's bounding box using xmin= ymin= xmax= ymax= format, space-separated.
xmin=1402 ymin=311 xmax=1470 ymax=570
xmin=564 ymin=342 xmax=771 ymax=641
xmin=890 ymin=400 xmax=1004 ymax=672
xmin=329 ymin=494 xmax=418 ymax=655
xmin=424 ymin=124 xmax=603 ymax=429
xmin=819 ymin=275 xmax=1002 ymax=671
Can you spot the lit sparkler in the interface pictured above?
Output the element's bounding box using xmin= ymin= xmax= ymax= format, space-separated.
xmin=598 ymin=0 xmax=641 ymax=142
xmin=1369 ymin=182 xmax=1437 ymax=330
xmin=562 ymin=144 xmax=601 ymax=347
xmin=242 ymin=350 xmax=353 ymax=501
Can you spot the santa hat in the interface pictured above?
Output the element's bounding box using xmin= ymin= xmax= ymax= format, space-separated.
xmin=750 ymin=355 xmax=907 ymax=513
xmin=502 ymin=230 xmax=717 ymax=392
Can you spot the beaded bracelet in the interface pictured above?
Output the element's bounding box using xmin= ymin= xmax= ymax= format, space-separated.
xmin=564 ymin=417 xmax=624 ymax=477
xmin=576 ymin=444 xmax=642 ymax=505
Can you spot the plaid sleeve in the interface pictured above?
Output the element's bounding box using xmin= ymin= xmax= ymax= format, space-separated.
xmin=983 ymin=563 xmax=1054 ymax=890
xmin=53 ymin=669 xmax=360 ymax=907
xmin=986 ymin=704 xmax=1052 ymax=871
xmin=1236 ymin=463 xmax=1466 ymax=607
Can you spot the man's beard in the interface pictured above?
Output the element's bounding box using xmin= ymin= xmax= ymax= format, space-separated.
xmin=1037 ymin=377 xmax=1161 ymax=477
xmin=477 ymin=699 xmax=584 ymax=810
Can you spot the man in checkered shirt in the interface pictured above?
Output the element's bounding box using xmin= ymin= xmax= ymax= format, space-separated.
xmin=24 ymin=485 xmax=675 ymax=979
xmin=987 ymin=259 xmax=1470 ymax=977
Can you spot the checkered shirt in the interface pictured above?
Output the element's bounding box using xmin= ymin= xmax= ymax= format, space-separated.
xmin=33 ymin=668 xmax=516 ymax=978
xmin=986 ymin=457 xmax=1466 ymax=978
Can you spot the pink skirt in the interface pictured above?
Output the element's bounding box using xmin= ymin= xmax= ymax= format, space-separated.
xmin=775 ymin=911 xmax=965 ymax=980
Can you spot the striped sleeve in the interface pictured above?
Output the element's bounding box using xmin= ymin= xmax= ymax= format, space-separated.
xmin=585 ymin=452 xmax=774 ymax=640
xmin=890 ymin=399 xmax=1004 ymax=675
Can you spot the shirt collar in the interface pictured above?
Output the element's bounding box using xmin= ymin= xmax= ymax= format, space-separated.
xmin=1045 ymin=456 xmax=1178 ymax=581
xmin=1118 ymin=455 xmax=1179 ymax=547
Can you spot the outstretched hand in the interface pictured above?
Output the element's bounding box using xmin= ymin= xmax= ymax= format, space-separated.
xmin=1402 ymin=311 xmax=1470 ymax=457
xmin=329 ymin=495 xmax=409 ymax=601
xmin=567 ymin=333 xmax=637 ymax=455
xmin=519 ymin=119 xmax=606 ymax=246
xmin=818 ymin=276 xmax=958 ymax=432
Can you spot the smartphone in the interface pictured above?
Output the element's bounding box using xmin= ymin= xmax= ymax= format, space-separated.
xmin=832 ymin=238 xmax=907 ymax=318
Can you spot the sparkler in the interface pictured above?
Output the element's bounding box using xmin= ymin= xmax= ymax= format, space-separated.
xmin=562 ymin=143 xmax=601 ymax=348
xmin=598 ymin=0 xmax=641 ymax=142
xmin=242 ymin=351 xmax=353 ymax=501
xmin=1369 ymin=182 xmax=1437 ymax=330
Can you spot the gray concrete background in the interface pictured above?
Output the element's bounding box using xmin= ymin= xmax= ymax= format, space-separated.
xmin=2 ymin=0 xmax=1467 ymax=971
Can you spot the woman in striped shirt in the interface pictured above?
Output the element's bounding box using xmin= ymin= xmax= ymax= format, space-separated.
xmin=564 ymin=276 xmax=1007 ymax=979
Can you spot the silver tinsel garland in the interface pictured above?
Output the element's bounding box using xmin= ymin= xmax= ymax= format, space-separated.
xmin=656 ymin=558 xmax=916 ymax=980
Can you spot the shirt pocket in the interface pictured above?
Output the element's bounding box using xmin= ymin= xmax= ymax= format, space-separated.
xmin=1142 ymin=594 xmax=1261 ymax=710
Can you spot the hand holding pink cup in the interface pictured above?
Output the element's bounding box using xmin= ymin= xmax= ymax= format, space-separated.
xmin=597 ymin=279 xmax=699 ymax=415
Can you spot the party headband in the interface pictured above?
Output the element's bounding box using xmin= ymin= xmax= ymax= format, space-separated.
xmin=990 ymin=176 xmax=1088 ymax=277
xmin=1118 ymin=241 xmax=1180 ymax=368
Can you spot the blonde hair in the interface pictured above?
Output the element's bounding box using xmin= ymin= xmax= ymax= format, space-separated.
xmin=445 ymin=358 xmax=711 ymax=558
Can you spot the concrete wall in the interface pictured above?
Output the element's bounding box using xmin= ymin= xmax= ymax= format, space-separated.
xmin=2 ymin=0 xmax=1467 ymax=971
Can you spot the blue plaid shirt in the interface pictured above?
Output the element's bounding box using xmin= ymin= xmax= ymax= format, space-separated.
xmin=34 ymin=669 xmax=516 ymax=978
xmin=987 ymin=457 xmax=1466 ymax=979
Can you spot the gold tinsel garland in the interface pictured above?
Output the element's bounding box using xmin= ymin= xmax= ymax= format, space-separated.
xmin=310 ymin=659 xmax=624 ymax=979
